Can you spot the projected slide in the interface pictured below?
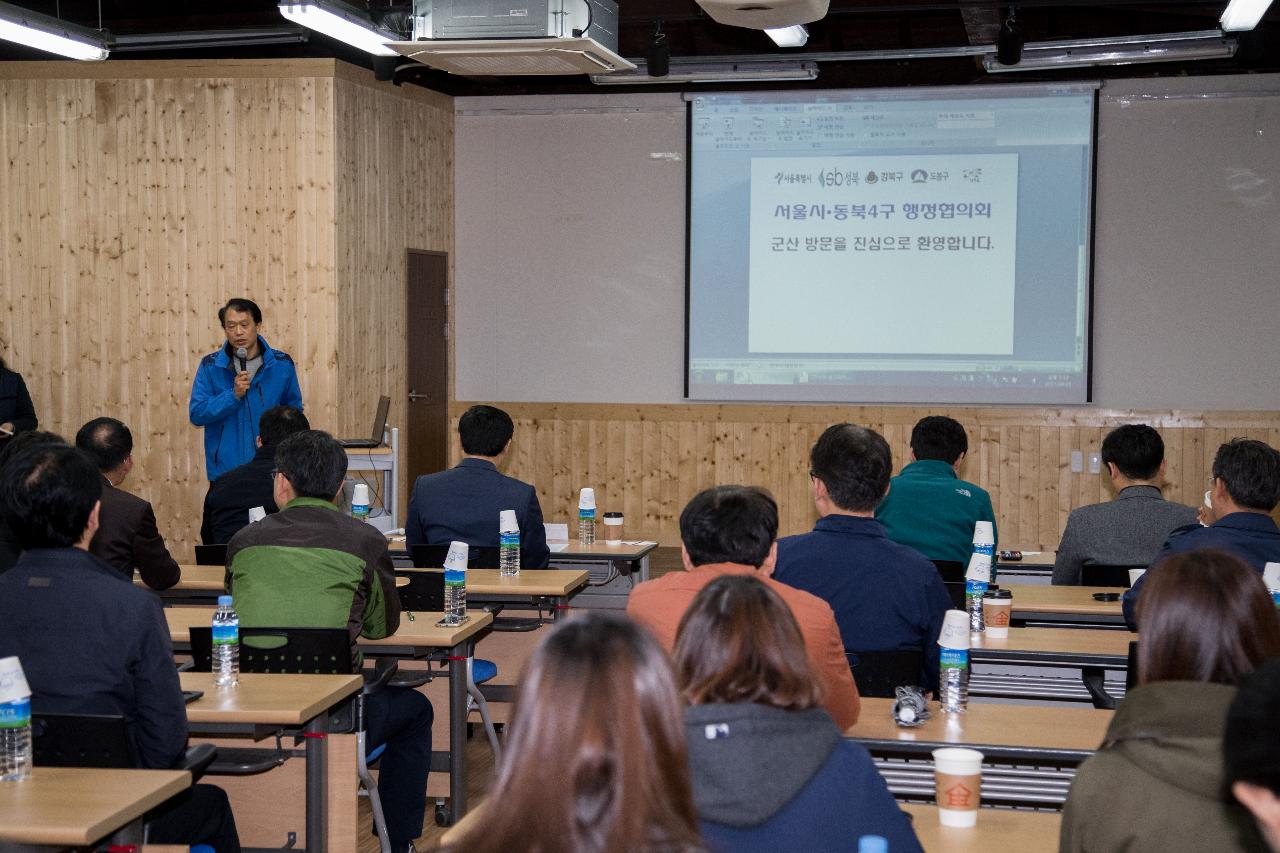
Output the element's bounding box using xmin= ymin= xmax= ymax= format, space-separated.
xmin=687 ymin=86 xmax=1095 ymax=404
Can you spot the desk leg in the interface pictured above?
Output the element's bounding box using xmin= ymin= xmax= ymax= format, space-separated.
xmin=305 ymin=713 xmax=328 ymax=852
xmin=550 ymin=595 xmax=569 ymax=621
xmin=448 ymin=639 xmax=472 ymax=822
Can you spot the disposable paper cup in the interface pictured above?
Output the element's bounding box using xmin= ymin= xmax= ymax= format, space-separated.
xmin=933 ymin=747 xmax=983 ymax=828
xmin=937 ymin=610 xmax=972 ymax=649
xmin=603 ymin=512 xmax=624 ymax=543
xmin=1128 ymin=568 xmax=1146 ymax=587
xmin=247 ymin=506 xmax=267 ymax=524
xmin=499 ymin=509 xmax=519 ymax=534
xmin=0 ymin=656 xmax=30 ymax=704
xmin=444 ymin=541 xmax=469 ymax=572
xmin=352 ymin=483 xmax=370 ymax=506
xmin=578 ymin=487 xmax=596 ymax=511
xmin=971 ymin=521 xmax=995 ymax=547
xmin=982 ymin=595 xmax=1012 ymax=639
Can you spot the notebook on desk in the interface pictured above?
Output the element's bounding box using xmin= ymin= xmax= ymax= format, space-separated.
xmin=338 ymin=395 xmax=390 ymax=448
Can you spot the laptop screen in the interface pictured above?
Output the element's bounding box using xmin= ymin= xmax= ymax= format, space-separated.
xmin=369 ymin=396 xmax=391 ymax=443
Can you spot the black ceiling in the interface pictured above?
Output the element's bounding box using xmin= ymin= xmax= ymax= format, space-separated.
xmin=0 ymin=1 xmax=1276 ymax=95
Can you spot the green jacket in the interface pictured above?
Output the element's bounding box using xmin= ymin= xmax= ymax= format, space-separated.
xmin=1061 ymin=681 xmax=1267 ymax=853
xmin=874 ymin=459 xmax=996 ymax=564
xmin=225 ymin=497 xmax=400 ymax=664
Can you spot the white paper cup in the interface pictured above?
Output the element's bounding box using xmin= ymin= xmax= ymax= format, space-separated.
xmin=933 ymin=747 xmax=983 ymax=827
xmin=1128 ymin=568 xmax=1146 ymax=587
xmin=499 ymin=509 xmax=519 ymax=534
xmin=444 ymin=541 xmax=469 ymax=572
xmin=937 ymin=610 xmax=972 ymax=649
xmin=0 ymin=657 xmax=30 ymax=704
xmin=578 ymin=487 xmax=596 ymax=511
xmin=971 ymin=521 xmax=995 ymax=547
xmin=247 ymin=506 xmax=267 ymax=524
xmin=603 ymin=512 xmax=623 ymax=543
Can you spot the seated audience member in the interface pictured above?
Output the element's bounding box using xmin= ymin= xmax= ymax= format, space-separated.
xmin=0 ymin=443 xmax=240 ymax=851
xmin=445 ymin=612 xmax=703 ymax=853
xmin=875 ymin=415 xmax=996 ymax=563
xmin=1053 ymin=424 xmax=1198 ymax=585
xmin=1061 ymin=550 xmax=1280 ymax=853
xmin=1225 ymin=658 xmax=1280 ymax=853
xmin=776 ymin=424 xmax=952 ymax=692
xmin=406 ymin=404 xmax=549 ymax=568
xmin=628 ymin=485 xmax=861 ymax=729
xmin=673 ymin=574 xmax=923 ymax=853
xmin=227 ymin=430 xmax=432 ymax=853
xmin=74 ymin=416 xmax=180 ymax=590
xmin=201 ymin=405 xmax=310 ymax=544
xmin=1124 ymin=438 xmax=1280 ymax=628
xmin=0 ymin=429 xmax=65 ymax=574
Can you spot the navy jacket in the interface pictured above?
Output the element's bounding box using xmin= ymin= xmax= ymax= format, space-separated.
xmin=0 ymin=548 xmax=187 ymax=770
xmin=189 ymin=337 xmax=302 ymax=481
xmin=406 ymin=458 xmax=550 ymax=569
xmin=1123 ymin=512 xmax=1280 ymax=629
xmin=776 ymin=515 xmax=952 ymax=691
xmin=201 ymin=444 xmax=278 ymax=545
xmin=0 ymin=367 xmax=37 ymax=435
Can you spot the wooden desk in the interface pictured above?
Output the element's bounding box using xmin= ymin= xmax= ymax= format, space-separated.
xmin=1008 ymin=585 xmax=1126 ymax=628
xmin=901 ymin=803 xmax=1062 ymax=852
xmin=845 ymin=697 xmax=1111 ymax=763
xmin=970 ymin=627 xmax=1132 ymax=670
xmin=397 ymin=568 xmax=589 ymax=620
xmin=146 ymin=567 xmax=407 ymax=604
xmin=167 ymin=607 xmax=493 ymax=824
xmin=0 ymin=767 xmax=190 ymax=848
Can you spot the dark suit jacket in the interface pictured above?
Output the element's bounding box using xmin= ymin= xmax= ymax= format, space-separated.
xmin=406 ymin=457 xmax=550 ymax=568
xmin=0 ymin=547 xmax=187 ymax=769
xmin=201 ymin=445 xmax=278 ymax=545
xmin=90 ymin=478 xmax=181 ymax=590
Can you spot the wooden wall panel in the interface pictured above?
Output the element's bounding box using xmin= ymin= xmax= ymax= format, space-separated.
xmin=334 ymin=67 xmax=453 ymax=522
xmin=448 ymin=401 xmax=1280 ymax=551
xmin=0 ymin=60 xmax=453 ymax=558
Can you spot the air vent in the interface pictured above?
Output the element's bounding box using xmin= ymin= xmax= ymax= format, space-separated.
xmin=388 ymin=36 xmax=635 ymax=76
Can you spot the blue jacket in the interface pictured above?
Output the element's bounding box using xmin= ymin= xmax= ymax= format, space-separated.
xmin=406 ymin=458 xmax=550 ymax=569
xmin=1122 ymin=511 xmax=1280 ymax=629
xmin=776 ymin=515 xmax=952 ymax=691
xmin=189 ymin=337 xmax=302 ymax=481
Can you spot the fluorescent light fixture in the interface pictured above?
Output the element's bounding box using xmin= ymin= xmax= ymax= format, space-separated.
xmin=0 ymin=1 xmax=109 ymax=60
xmin=984 ymin=29 xmax=1235 ymax=72
xmin=278 ymin=0 xmax=397 ymax=56
xmin=1221 ymin=0 xmax=1275 ymax=31
xmin=591 ymin=60 xmax=818 ymax=85
xmin=765 ymin=24 xmax=808 ymax=48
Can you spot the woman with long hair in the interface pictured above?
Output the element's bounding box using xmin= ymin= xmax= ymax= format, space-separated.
xmin=447 ymin=611 xmax=703 ymax=853
xmin=1061 ymin=549 xmax=1280 ymax=853
xmin=672 ymin=574 xmax=922 ymax=852
xmin=0 ymin=349 xmax=37 ymax=442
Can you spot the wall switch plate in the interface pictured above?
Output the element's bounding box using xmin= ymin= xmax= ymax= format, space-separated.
xmin=1070 ymin=450 xmax=1083 ymax=473
xmin=1088 ymin=452 xmax=1102 ymax=475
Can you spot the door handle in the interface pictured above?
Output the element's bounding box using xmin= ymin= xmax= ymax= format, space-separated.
xmin=408 ymin=390 xmax=431 ymax=401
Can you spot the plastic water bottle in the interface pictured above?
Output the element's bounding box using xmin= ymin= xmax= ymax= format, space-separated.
xmin=351 ymin=483 xmax=371 ymax=522
xmin=858 ymin=836 xmax=888 ymax=853
xmin=499 ymin=509 xmax=520 ymax=578
xmin=937 ymin=610 xmax=971 ymax=714
xmin=578 ymin=487 xmax=596 ymax=545
xmin=0 ymin=657 xmax=31 ymax=782
xmin=212 ymin=595 xmax=240 ymax=687
xmin=1264 ymin=563 xmax=1280 ymax=608
xmin=966 ymin=578 xmax=988 ymax=632
xmin=443 ymin=540 xmax=469 ymax=625
xmin=966 ymin=521 xmax=995 ymax=632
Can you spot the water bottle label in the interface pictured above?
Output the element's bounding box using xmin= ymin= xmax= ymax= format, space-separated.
xmin=578 ymin=508 xmax=595 ymax=520
xmin=352 ymin=504 xmax=370 ymax=517
xmin=444 ymin=568 xmax=466 ymax=585
xmin=1272 ymin=591 xmax=1280 ymax=607
xmin=212 ymin=624 xmax=238 ymax=645
xmin=940 ymin=648 xmax=969 ymax=669
xmin=0 ymin=697 xmax=30 ymax=728
xmin=500 ymin=532 xmax=519 ymax=548
xmin=965 ymin=580 xmax=989 ymax=597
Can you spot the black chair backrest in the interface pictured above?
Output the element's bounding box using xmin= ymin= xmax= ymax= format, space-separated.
xmin=189 ymin=626 xmax=353 ymax=674
xmin=846 ymin=649 xmax=925 ymax=698
xmin=942 ymin=581 xmax=967 ymax=610
xmin=1126 ymin=640 xmax=1140 ymax=691
xmin=410 ymin=544 xmax=500 ymax=570
xmin=1081 ymin=564 xmax=1143 ymax=588
xmin=195 ymin=544 xmax=228 ymax=566
xmin=397 ymin=570 xmax=445 ymax=612
xmin=931 ymin=560 xmax=966 ymax=584
xmin=32 ymin=713 xmax=136 ymax=768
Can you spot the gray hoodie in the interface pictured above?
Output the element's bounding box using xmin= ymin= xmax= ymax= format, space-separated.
xmin=685 ymin=703 xmax=841 ymax=828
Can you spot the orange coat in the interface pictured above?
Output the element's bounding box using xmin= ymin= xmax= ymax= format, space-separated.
xmin=626 ymin=562 xmax=861 ymax=729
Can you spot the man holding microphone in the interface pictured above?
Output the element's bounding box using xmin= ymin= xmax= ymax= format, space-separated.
xmin=190 ymin=298 xmax=303 ymax=481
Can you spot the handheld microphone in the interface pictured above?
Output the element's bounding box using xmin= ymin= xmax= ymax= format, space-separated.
xmin=235 ymin=346 xmax=248 ymax=373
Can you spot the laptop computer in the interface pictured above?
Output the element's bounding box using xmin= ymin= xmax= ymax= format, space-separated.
xmin=338 ymin=395 xmax=390 ymax=448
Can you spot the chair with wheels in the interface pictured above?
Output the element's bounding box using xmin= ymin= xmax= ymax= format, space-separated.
xmin=845 ymin=649 xmax=925 ymax=698
xmin=190 ymin=626 xmax=398 ymax=853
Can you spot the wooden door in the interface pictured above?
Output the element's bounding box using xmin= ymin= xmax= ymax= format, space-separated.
xmin=406 ymin=250 xmax=449 ymax=481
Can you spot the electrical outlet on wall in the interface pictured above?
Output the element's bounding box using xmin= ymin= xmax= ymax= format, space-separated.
xmin=1070 ymin=450 xmax=1083 ymax=473
xmin=1088 ymin=452 xmax=1102 ymax=475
